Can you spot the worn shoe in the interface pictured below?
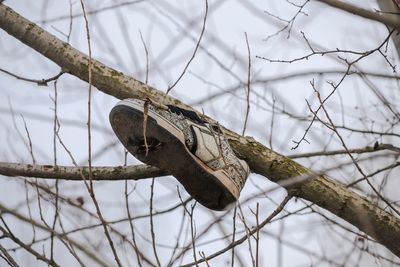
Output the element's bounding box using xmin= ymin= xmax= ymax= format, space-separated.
xmin=109 ymin=98 xmax=249 ymax=210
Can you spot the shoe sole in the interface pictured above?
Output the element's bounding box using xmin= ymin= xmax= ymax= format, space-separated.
xmin=109 ymin=99 xmax=239 ymax=210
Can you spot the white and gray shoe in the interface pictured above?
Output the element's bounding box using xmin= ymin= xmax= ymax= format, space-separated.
xmin=109 ymin=98 xmax=250 ymax=210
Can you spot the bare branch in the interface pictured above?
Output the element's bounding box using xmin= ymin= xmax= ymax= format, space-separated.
xmin=315 ymin=0 xmax=400 ymax=29
xmin=0 ymin=224 xmax=60 ymax=267
xmin=242 ymin=32 xmax=251 ymax=136
xmin=166 ymin=0 xmax=208 ymax=94
xmin=289 ymin=143 xmax=400 ymax=158
xmin=0 ymin=203 xmax=111 ymax=267
xmin=0 ymin=162 xmax=167 ymax=181
xmin=181 ymin=195 xmax=292 ymax=266
xmin=0 ymin=68 xmax=64 ymax=86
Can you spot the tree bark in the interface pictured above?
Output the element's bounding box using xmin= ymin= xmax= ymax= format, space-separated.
xmin=0 ymin=4 xmax=399 ymax=257
xmin=0 ymin=162 xmax=167 ymax=181
xmin=316 ymin=0 xmax=400 ymax=29
xmin=377 ymin=0 xmax=400 ymax=58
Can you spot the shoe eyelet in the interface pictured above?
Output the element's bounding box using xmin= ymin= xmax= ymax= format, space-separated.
xmin=210 ymin=124 xmax=222 ymax=134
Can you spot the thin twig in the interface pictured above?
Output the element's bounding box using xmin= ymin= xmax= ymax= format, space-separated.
xmin=50 ymin=79 xmax=59 ymax=262
xmin=0 ymin=224 xmax=60 ymax=267
xmin=139 ymin=30 xmax=149 ymax=84
xmin=347 ymin=162 xmax=400 ymax=188
xmin=263 ymin=0 xmax=309 ymax=40
xmin=0 ymin=203 xmax=110 ymax=267
xmin=288 ymin=30 xmax=394 ymax=149
xmin=310 ymin=82 xmax=400 ymax=217
xmin=0 ymin=68 xmax=64 ymax=86
xmin=167 ymin=198 xmax=187 ymax=267
xmin=242 ymin=32 xmax=251 ymax=136
xmin=269 ymin=96 xmax=276 ymax=149
xmin=238 ymin=204 xmax=256 ymax=267
xmin=181 ymin=195 xmax=292 ymax=267
xmin=77 ymin=2 xmax=123 ymax=266
xmin=251 ymin=203 xmax=260 ymax=267
xmin=289 ymin=143 xmax=400 ymax=158
xmin=0 ymin=243 xmax=21 ymax=267
xmin=230 ymin=205 xmax=238 ymax=267
xmin=124 ymin=150 xmax=144 ymax=267
xmin=20 ymin=115 xmax=35 ymax=165
xmin=199 ymin=251 xmax=210 ymax=267
xmin=178 ymin=189 xmax=198 ymax=266
xmin=166 ymin=0 xmax=208 ymax=94
xmin=143 ymin=99 xmax=150 ymax=156
xmin=150 ymin=178 xmax=162 ymax=267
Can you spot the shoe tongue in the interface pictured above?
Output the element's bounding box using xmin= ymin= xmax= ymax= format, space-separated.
xmin=167 ymin=105 xmax=206 ymax=125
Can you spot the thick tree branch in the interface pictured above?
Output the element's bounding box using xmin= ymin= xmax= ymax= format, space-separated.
xmin=0 ymin=4 xmax=399 ymax=257
xmin=0 ymin=162 xmax=167 ymax=181
xmin=377 ymin=0 xmax=400 ymax=58
xmin=315 ymin=0 xmax=400 ymax=29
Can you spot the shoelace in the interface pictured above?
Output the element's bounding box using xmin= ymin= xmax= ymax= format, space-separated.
xmin=166 ymin=105 xmax=206 ymax=125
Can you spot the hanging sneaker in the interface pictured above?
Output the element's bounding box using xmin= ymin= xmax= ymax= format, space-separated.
xmin=109 ymin=98 xmax=250 ymax=210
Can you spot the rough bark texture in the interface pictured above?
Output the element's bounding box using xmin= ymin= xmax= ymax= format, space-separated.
xmin=317 ymin=0 xmax=400 ymax=29
xmin=0 ymin=4 xmax=399 ymax=256
xmin=0 ymin=162 xmax=167 ymax=181
xmin=377 ymin=0 xmax=400 ymax=57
